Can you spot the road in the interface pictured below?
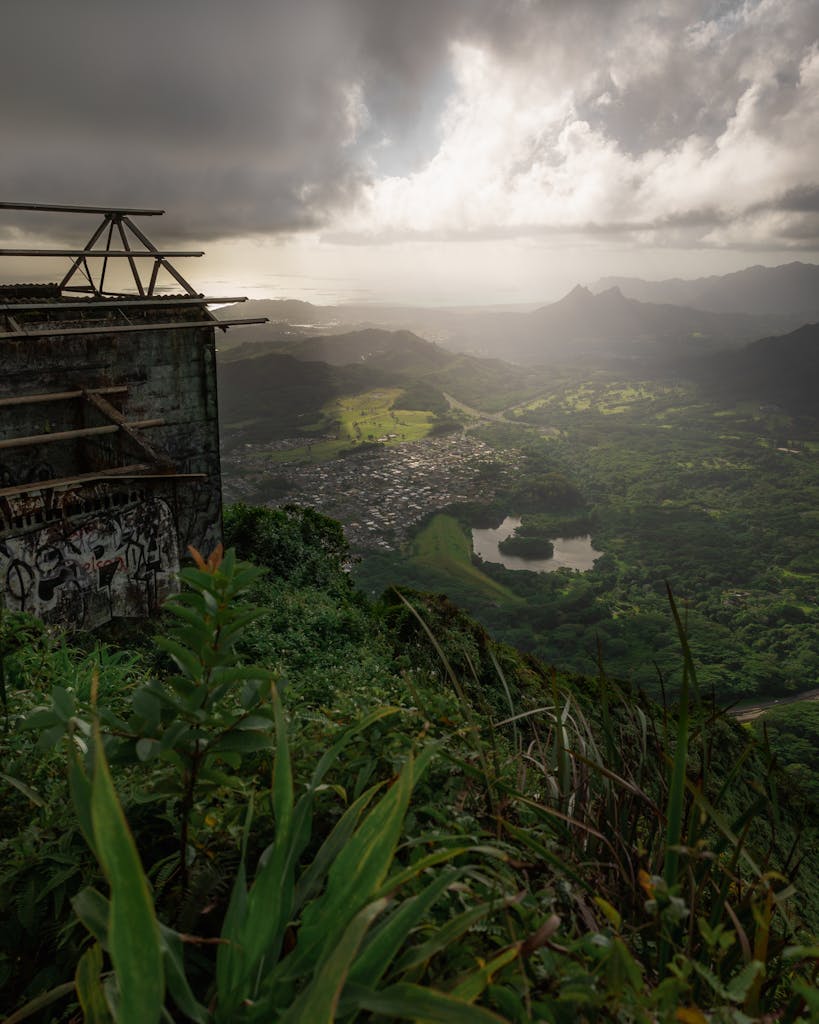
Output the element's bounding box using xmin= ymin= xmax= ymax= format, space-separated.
xmin=729 ymin=687 xmax=819 ymax=722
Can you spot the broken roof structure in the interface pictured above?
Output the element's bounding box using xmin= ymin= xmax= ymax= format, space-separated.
xmin=0 ymin=202 xmax=266 ymax=629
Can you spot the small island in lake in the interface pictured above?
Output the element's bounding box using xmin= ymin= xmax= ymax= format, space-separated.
xmin=498 ymin=534 xmax=554 ymax=559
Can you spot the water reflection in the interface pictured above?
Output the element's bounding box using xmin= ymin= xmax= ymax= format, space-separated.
xmin=472 ymin=516 xmax=602 ymax=573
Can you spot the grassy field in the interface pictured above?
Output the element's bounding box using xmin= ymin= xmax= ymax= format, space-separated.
xmin=259 ymin=388 xmax=439 ymax=465
xmin=335 ymin=388 xmax=437 ymax=443
xmin=410 ymin=514 xmax=522 ymax=604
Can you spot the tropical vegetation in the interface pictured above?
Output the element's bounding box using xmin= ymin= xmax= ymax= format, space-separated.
xmin=2 ymin=503 xmax=818 ymax=1022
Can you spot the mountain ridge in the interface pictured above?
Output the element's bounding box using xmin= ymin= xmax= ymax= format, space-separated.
xmin=218 ymin=272 xmax=807 ymax=366
xmin=591 ymin=260 xmax=819 ymax=316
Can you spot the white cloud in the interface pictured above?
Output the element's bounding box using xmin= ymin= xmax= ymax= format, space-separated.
xmin=336 ymin=7 xmax=819 ymax=251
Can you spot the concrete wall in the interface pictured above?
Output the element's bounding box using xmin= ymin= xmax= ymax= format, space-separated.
xmin=0 ymin=301 xmax=223 ymax=629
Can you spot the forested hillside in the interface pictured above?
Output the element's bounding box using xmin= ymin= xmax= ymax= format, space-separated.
xmin=2 ymin=504 xmax=818 ymax=1022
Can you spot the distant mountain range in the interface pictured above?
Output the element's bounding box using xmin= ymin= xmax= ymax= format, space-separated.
xmin=502 ymin=285 xmax=800 ymax=364
xmin=591 ymin=262 xmax=819 ymax=317
xmin=219 ymin=283 xmax=804 ymax=368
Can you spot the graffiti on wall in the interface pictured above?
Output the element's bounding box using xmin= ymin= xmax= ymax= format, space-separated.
xmin=0 ymin=496 xmax=179 ymax=629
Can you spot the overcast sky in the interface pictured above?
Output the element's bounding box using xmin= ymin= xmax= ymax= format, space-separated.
xmin=2 ymin=0 xmax=818 ymax=304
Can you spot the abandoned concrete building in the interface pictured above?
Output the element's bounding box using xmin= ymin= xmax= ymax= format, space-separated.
xmin=0 ymin=202 xmax=265 ymax=629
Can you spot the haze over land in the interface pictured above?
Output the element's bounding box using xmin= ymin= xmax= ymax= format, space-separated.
xmin=3 ymin=0 xmax=819 ymax=704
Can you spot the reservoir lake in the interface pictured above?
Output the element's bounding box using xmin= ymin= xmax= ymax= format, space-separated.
xmin=472 ymin=516 xmax=602 ymax=573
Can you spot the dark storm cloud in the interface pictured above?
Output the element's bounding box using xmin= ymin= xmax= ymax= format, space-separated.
xmin=770 ymin=186 xmax=819 ymax=213
xmin=1 ymin=0 xmax=513 ymax=240
xmin=1 ymin=0 xmax=374 ymax=239
xmin=1 ymin=0 xmax=817 ymax=247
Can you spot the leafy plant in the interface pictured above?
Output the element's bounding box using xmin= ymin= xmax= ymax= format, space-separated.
xmin=12 ymin=547 xmax=534 ymax=1023
xmin=23 ymin=546 xmax=278 ymax=903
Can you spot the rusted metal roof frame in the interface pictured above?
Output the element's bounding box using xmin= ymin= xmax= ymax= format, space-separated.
xmin=0 ymin=419 xmax=164 ymax=451
xmin=3 ymin=205 xmax=202 ymax=298
xmin=0 ymin=317 xmax=267 ymax=340
xmin=0 ymin=202 xmax=165 ymax=215
xmin=0 ymin=297 xmax=247 ymax=312
xmin=0 ymin=249 xmax=205 ymax=258
xmin=0 ymin=387 xmax=128 ymax=408
xmin=0 ymin=466 xmax=206 ymax=501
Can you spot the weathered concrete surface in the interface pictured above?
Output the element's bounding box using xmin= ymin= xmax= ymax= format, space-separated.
xmin=0 ymin=298 xmax=223 ymax=629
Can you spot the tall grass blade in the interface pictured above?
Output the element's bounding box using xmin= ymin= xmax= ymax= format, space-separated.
xmin=346 ymin=981 xmax=508 ymax=1022
xmin=289 ymin=745 xmax=436 ymax=976
xmin=279 ymin=897 xmax=388 ymax=1024
xmin=348 ymin=868 xmax=461 ymax=988
xmin=4 ymin=982 xmax=78 ymax=1024
xmin=75 ymin=943 xmax=112 ymax=1023
xmin=293 ymin=783 xmax=381 ymax=912
xmin=239 ymin=686 xmax=299 ymax=993
xmin=394 ymin=896 xmax=520 ymax=976
xmin=450 ymin=945 xmax=521 ymax=1001
xmin=89 ymin=719 xmax=164 ymax=1024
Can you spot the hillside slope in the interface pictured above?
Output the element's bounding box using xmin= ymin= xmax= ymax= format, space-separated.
xmin=704 ymin=321 xmax=819 ymax=414
xmin=3 ymin=503 xmax=819 ymax=1021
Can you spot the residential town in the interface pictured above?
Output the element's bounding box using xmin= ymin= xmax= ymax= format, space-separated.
xmin=221 ymin=433 xmax=517 ymax=550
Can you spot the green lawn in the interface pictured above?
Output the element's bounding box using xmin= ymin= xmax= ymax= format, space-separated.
xmin=410 ymin=514 xmax=522 ymax=604
xmin=335 ymin=388 xmax=437 ymax=444
xmin=258 ymin=388 xmax=439 ymax=465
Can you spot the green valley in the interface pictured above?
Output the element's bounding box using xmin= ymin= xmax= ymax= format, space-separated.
xmin=217 ymin=328 xmax=819 ymax=707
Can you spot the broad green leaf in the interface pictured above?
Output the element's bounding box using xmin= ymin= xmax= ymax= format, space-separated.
xmin=793 ymin=979 xmax=819 ymax=1012
xmin=68 ymin=744 xmax=96 ymax=856
xmin=159 ymin=925 xmax=209 ymax=1024
xmin=4 ymin=981 xmax=77 ymax=1024
xmin=75 ymin=942 xmax=112 ymax=1023
xmin=37 ymin=722 xmax=66 ymax=749
xmin=348 ymin=867 xmax=461 ymax=989
xmin=136 ymin=738 xmax=159 ymax=761
xmin=395 ymin=900 xmax=507 ymax=976
xmin=450 ymin=946 xmax=520 ymax=1003
xmin=293 ymin=783 xmax=381 ymax=913
xmin=216 ymin=798 xmax=253 ymax=1014
xmin=278 ymin=898 xmax=388 ymax=1024
xmin=725 ymin=960 xmax=764 ymax=1002
xmin=131 ymin=688 xmax=161 ymax=728
xmin=1 ymin=771 xmax=45 ymax=807
xmin=154 ymin=638 xmax=202 ymax=681
xmin=293 ymin=746 xmax=431 ymax=972
xmin=233 ymin=714 xmax=275 ymax=731
xmin=72 ymin=887 xmax=111 ymax=947
xmin=784 ymin=944 xmax=819 ymax=958
xmin=345 ymin=981 xmax=507 ymax=1022
xmin=19 ymin=707 xmax=59 ymax=730
xmin=593 ymin=896 xmax=622 ymax=932
xmin=90 ymin=720 xmax=164 ymax=1024
xmin=235 ymin=686 xmax=298 ymax=994
xmin=51 ymin=685 xmax=75 ymax=722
